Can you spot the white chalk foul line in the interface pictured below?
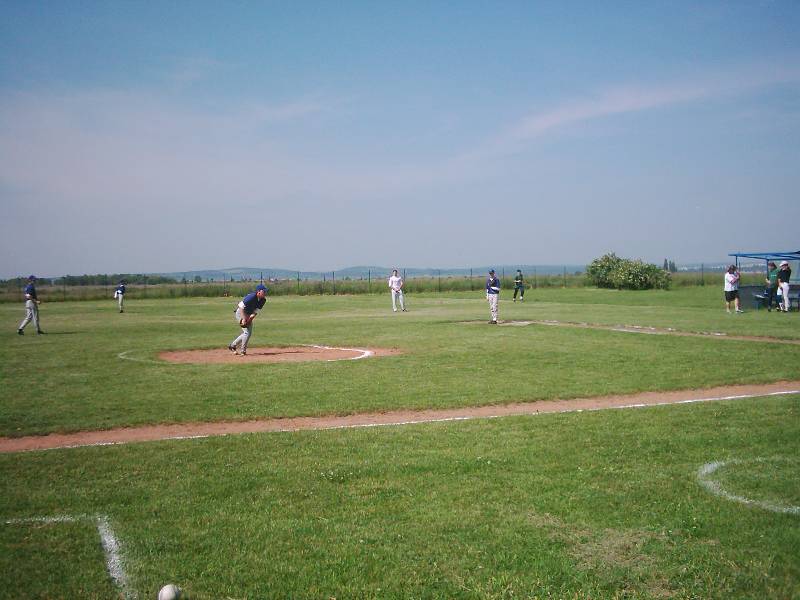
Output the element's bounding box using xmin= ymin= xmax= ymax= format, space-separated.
xmin=697 ymin=458 xmax=800 ymax=515
xmin=6 ymin=388 xmax=799 ymax=453
xmin=3 ymin=514 xmax=137 ymax=598
xmin=120 ymin=345 xmax=376 ymax=364
xmin=117 ymin=350 xmax=169 ymax=365
xmin=304 ymin=344 xmax=374 ymax=361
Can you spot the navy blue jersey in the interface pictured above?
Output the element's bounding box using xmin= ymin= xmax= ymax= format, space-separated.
xmin=241 ymin=292 xmax=266 ymax=315
xmin=24 ymin=283 xmax=37 ymax=300
xmin=116 ymin=284 xmax=126 ymax=295
xmin=486 ymin=276 xmax=500 ymax=294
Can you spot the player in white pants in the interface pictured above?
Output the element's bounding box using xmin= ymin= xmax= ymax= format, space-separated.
xmin=228 ymin=284 xmax=268 ymax=355
xmin=486 ymin=269 xmax=500 ymax=323
xmin=114 ymin=280 xmax=126 ymax=313
xmin=388 ymin=269 xmax=406 ymax=312
xmin=777 ymin=261 xmax=792 ymax=312
xmin=17 ymin=275 xmax=43 ymax=335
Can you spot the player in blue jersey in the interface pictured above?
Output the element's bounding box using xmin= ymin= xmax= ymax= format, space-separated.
xmin=486 ymin=269 xmax=501 ymax=324
xmin=18 ymin=275 xmax=44 ymax=335
xmin=228 ymin=284 xmax=268 ymax=355
xmin=114 ymin=280 xmax=126 ymax=313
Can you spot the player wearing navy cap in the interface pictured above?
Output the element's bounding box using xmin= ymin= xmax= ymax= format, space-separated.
xmin=18 ymin=275 xmax=44 ymax=335
xmin=114 ymin=280 xmax=126 ymax=313
xmin=486 ymin=269 xmax=501 ymax=324
xmin=228 ymin=284 xmax=268 ymax=355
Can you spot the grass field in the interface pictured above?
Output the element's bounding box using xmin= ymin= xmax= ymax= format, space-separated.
xmin=1 ymin=288 xmax=799 ymax=598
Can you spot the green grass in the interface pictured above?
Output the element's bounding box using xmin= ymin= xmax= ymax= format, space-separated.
xmin=1 ymin=397 xmax=798 ymax=599
xmin=1 ymin=289 xmax=798 ymax=437
xmin=1 ymin=287 xmax=799 ymax=598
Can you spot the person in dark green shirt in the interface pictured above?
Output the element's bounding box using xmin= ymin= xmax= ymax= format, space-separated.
xmin=513 ymin=270 xmax=525 ymax=302
xmin=765 ymin=261 xmax=778 ymax=311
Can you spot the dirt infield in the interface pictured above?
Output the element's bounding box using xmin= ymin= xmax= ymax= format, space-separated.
xmin=1 ymin=381 xmax=798 ymax=453
xmin=159 ymin=345 xmax=402 ymax=364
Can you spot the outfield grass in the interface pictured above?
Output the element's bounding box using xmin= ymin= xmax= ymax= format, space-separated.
xmin=1 ymin=288 xmax=799 ymax=598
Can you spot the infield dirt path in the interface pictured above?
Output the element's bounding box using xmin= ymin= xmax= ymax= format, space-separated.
xmin=2 ymin=381 xmax=798 ymax=453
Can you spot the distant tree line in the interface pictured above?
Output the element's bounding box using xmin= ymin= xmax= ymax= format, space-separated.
xmin=662 ymin=258 xmax=678 ymax=273
xmin=0 ymin=273 xmax=178 ymax=287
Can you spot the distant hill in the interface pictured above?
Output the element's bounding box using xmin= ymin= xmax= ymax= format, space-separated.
xmin=158 ymin=265 xmax=587 ymax=282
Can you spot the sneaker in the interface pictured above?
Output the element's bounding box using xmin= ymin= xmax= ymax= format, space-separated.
xmin=17 ymin=329 xmax=23 ymax=335
xmin=489 ymin=320 xmax=497 ymax=324
xmin=402 ymin=309 xmax=407 ymax=312
xmin=735 ymin=309 xmax=744 ymax=313
xmin=36 ymin=330 xmax=45 ymax=334
xmin=228 ymin=344 xmax=237 ymax=353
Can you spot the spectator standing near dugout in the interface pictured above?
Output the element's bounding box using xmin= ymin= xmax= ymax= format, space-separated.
xmin=724 ymin=265 xmax=743 ymax=314
xmin=765 ymin=262 xmax=778 ymax=312
xmin=486 ymin=269 xmax=501 ymax=324
xmin=17 ymin=275 xmax=44 ymax=335
xmin=114 ymin=280 xmax=126 ymax=313
xmin=228 ymin=284 xmax=268 ymax=356
xmin=777 ymin=261 xmax=792 ymax=312
xmin=388 ymin=269 xmax=406 ymax=312
xmin=513 ymin=269 xmax=525 ymax=302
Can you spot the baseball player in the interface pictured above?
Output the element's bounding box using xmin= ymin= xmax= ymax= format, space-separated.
xmin=228 ymin=284 xmax=268 ymax=355
xmin=18 ymin=275 xmax=44 ymax=335
xmin=777 ymin=261 xmax=792 ymax=312
xmin=114 ymin=280 xmax=126 ymax=313
xmin=513 ymin=269 xmax=525 ymax=302
xmin=486 ymin=269 xmax=500 ymax=324
xmin=388 ymin=269 xmax=406 ymax=312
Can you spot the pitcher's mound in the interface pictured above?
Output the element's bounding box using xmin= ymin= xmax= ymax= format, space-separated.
xmin=159 ymin=345 xmax=401 ymax=364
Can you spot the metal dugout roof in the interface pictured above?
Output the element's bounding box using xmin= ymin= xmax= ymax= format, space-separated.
xmin=728 ymin=251 xmax=800 ymax=267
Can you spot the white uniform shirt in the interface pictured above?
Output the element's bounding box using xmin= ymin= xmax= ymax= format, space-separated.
xmin=724 ymin=273 xmax=739 ymax=292
xmin=388 ymin=275 xmax=404 ymax=291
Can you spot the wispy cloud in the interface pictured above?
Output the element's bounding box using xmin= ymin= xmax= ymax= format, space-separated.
xmin=457 ymin=62 xmax=800 ymax=163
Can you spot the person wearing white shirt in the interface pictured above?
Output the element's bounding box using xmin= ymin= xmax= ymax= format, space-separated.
xmin=388 ymin=269 xmax=406 ymax=312
xmin=723 ymin=265 xmax=743 ymax=314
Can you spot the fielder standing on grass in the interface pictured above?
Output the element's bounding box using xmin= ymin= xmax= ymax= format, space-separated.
xmin=513 ymin=269 xmax=525 ymax=302
xmin=114 ymin=280 xmax=126 ymax=313
xmin=228 ymin=284 xmax=268 ymax=356
xmin=388 ymin=269 xmax=406 ymax=312
xmin=486 ymin=269 xmax=500 ymax=324
xmin=17 ymin=275 xmax=44 ymax=335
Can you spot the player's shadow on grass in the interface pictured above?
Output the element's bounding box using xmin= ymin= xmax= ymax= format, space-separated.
xmin=36 ymin=331 xmax=80 ymax=335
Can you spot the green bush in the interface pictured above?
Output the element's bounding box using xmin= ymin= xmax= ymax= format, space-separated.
xmin=587 ymin=253 xmax=671 ymax=290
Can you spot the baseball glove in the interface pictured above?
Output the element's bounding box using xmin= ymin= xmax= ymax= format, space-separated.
xmin=239 ymin=316 xmax=252 ymax=327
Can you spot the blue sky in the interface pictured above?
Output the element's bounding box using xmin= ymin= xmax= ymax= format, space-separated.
xmin=1 ymin=1 xmax=798 ymax=277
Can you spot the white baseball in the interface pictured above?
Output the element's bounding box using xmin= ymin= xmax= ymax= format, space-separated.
xmin=158 ymin=583 xmax=182 ymax=600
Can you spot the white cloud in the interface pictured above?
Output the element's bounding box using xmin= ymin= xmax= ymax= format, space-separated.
xmin=457 ymin=62 xmax=800 ymax=163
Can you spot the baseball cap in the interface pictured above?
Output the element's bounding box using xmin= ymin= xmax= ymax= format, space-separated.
xmin=28 ymin=275 xmax=36 ymax=280
xmin=780 ymin=261 xmax=789 ymax=266
xmin=256 ymin=284 xmax=268 ymax=292
xmin=489 ymin=269 xmax=495 ymax=274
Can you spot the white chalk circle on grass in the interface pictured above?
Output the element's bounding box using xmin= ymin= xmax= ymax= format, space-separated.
xmin=697 ymin=458 xmax=800 ymax=515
